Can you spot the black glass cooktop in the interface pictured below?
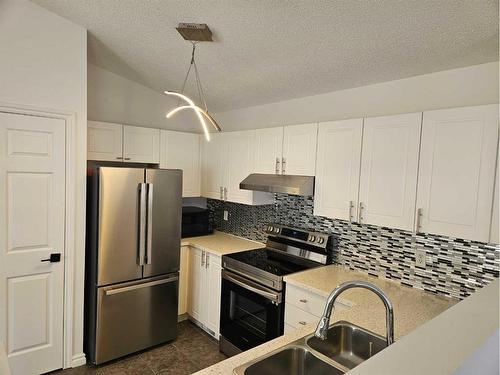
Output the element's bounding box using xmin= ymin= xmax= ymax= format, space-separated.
xmin=225 ymin=248 xmax=314 ymax=276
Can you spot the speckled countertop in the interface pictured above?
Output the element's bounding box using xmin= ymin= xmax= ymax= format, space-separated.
xmin=181 ymin=231 xmax=264 ymax=256
xmin=193 ymin=264 xmax=458 ymax=375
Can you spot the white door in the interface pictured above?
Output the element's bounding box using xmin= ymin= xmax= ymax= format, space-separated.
xmin=160 ymin=130 xmax=201 ymax=197
xmin=417 ymin=105 xmax=498 ymax=241
xmin=187 ymin=248 xmax=203 ymax=322
xmin=314 ymin=119 xmax=363 ymax=221
xmin=204 ymin=253 xmax=221 ymax=338
xmin=87 ymin=121 xmax=123 ymax=161
xmin=224 ymin=131 xmax=255 ymax=204
xmin=359 ymin=113 xmax=421 ymax=231
xmin=0 ymin=112 xmax=65 ymax=375
xmin=282 ymin=123 xmax=318 ymax=175
xmin=201 ymin=133 xmax=224 ymax=200
xmin=254 ymin=127 xmax=283 ymax=174
xmin=123 ymin=125 xmax=160 ymax=163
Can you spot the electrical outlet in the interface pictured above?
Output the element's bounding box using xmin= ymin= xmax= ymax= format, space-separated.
xmin=415 ymin=249 xmax=426 ymax=268
xmin=223 ymin=210 xmax=229 ymax=221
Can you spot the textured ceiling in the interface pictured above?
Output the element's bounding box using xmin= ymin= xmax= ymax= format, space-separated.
xmin=33 ymin=0 xmax=499 ymax=112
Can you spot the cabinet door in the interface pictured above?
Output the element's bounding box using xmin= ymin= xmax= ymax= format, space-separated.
xmin=417 ymin=105 xmax=498 ymax=241
xmin=160 ymin=130 xmax=201 ymax=197
xmin=490 ymin=155 xmax=499 ymax=244
xmin=254 ymin=127 xmax=283 ymax=174
xmin=87 ymin=121 xmax=123 ymax=161
xmin=123 ymin=125 xmax=160 ymax=163
xmin=187 ymin=248 xmax=204 ymax=322
xmin=201 ymin=133 xmax=224 ymax=199
xmin=314 ymin=119 xmax=363 ymax=221
xmin=224 ymin=131 xmax=255 ymax=204
xmin=204 ymin=253 xmax=222 ymax=338
xmin=282 ymin=123 xmax=318 ymax=175
xmin=359 ymin=113 xmax=421 ymax=231
xmin=178 ymin=246 xmax=190 ymax=316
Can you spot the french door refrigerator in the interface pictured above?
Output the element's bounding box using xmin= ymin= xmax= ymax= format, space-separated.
xmin=85 ymin=167 xmax=182 ymax=364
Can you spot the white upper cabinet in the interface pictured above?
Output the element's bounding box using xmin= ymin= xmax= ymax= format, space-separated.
xmin=254 ymin=127 xmax=284 ymax=174
xmin=201 ymin=133 xmax=224 ymax=200
xmin=282 ymin=123 xmax=318 ymax=175
xmin=160 ymin=130 xmax=201 ymax=197
xmin=417 ymin=105 xmax=498 ymax=242
xmin=87 ymin=121 xmax=123 ymax=161
xmin=123 ymin=125 xmax=160 ymax=163
xmin=359 ymin=113 xmax=422 ymax=231
xmin=314 ymin=119 xmax=363 ymax=221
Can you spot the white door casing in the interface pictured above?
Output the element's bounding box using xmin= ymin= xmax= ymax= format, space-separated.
xmin=314 ymin=119 xmax=363 ymax=221
xmin=417 ymin=104 xmax=498 ymax=242
xmin=0 ymin=112 xmax=66 ymax=375
xmin=359 ymin=113 xmax=422 ymax=231
xmin=282 ymin=123 xmax=318 ymax=175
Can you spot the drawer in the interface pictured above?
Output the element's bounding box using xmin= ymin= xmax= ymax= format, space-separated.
xmin=285 ymin=302 xmax=320 ymax=329
xmin=286 ymin=284 xmax=326 ymax=317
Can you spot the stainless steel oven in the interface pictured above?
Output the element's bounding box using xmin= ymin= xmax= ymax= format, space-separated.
xmin=219 ymin=270 xmax=283 ymax=355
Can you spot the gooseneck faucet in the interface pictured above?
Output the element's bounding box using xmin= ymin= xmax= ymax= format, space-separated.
xmin=314 ymin=280 xmax=395 ymax=346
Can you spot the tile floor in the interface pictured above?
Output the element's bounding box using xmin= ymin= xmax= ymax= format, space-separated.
xmin=52 ymin=320 xmax=227 ymax=375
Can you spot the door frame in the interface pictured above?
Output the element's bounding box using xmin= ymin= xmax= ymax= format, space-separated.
xmin=0 ymin=102 xmax=84 ymax=369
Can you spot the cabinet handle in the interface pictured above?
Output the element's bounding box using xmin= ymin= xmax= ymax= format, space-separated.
xmin=219 ymin=186 xmax=223 ymax=200
xmin=223 ymin=187 xmax=227 ymax=201
xmin=124 ymin=157 xmax=131 ymax=160
xmin=206 ymin=253 xmax=210 ymax=268
xmin=299 ymin=299 xmax=308 ymax=303
xmin=348 ymin=201 xmax=354 ymax=223
xmin=275 ymin=158 xmax=280 ymax=174
xmin=116 ymin=156 xmax=123 ymax=160
xmin=201 ymin=251 xmax=205 ymax=266
xmin=282 ymin=157 xmax=286 ymax=174
xmin=359 ymin=202 xmax=364 ymax=223
xmin=299 ymin=321 xmax=307 ymax=325
xmin=415 ymin=208 xmax=423 ymax=233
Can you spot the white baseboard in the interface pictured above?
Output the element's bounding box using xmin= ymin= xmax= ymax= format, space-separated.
xmin=69 ymin=353 xmax=86 ymax=368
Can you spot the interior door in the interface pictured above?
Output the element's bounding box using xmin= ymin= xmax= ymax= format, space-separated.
xmin=97 ymin=167 xmax=144 ymax=286
xmin=143 ymin=169 xmax=182 ymax=277
xmin=0 ymin=112 xmax=65 ymax=375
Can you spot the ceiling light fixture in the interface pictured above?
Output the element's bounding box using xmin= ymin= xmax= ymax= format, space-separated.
xmin=164 ymin=23 xmax=222 ymax=141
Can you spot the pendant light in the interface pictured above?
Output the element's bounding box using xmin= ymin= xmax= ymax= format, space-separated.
xmin=164 ymin=23 xmax=222 ymax=141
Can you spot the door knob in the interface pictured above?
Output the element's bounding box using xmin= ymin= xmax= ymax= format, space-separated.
xmin=41 ymin=253 xmax=61 ymax=263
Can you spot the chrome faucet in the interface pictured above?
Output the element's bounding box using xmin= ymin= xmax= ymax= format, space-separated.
xmin=314 ymin=280 xmax=395 ymax=346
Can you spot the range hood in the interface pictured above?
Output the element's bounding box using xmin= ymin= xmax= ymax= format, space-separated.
xmin=239 ymin=173 xmax=314 ymax=196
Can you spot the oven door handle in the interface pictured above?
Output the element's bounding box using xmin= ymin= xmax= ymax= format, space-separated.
xmin=222 ymin=270 xmax=281 ymax=303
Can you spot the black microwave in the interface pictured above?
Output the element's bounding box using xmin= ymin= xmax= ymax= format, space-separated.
xmin=181 ymin=206 xmax=213 ymax=238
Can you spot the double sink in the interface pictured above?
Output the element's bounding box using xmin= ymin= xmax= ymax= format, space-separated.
xmin=234 ymin=321 xmax=388 ymax=375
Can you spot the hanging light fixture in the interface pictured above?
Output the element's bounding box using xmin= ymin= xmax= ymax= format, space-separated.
xmin=164 ymin=23 xmax=222 ymax=141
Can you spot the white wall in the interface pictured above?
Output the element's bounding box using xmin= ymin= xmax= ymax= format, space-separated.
xmin=215 ymin=62 xmax=499 ymax=130
xmin=88 ymin=63 xmax=200 ymax=132
xmin=0 ymin=0 xmax=87 ymax=368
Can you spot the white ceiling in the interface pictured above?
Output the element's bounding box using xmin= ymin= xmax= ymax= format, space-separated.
xmin=33 ymin=0 xmax=499 ymax=113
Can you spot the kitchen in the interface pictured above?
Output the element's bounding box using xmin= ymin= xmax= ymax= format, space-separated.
xmin=0 ymin=1 xmax=499 ymax=375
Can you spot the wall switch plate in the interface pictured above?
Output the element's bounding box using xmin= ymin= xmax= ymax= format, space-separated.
xmin=415 ymin=249 xmax=426 ymax=268
xmin=223 ymin=210 xmax=229 ymax=221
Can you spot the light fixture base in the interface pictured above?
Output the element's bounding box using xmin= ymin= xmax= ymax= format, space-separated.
xmin=176 ymin=23 xmax=213 ymax=42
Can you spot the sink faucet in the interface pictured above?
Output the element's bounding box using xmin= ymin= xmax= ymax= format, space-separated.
xmin=314 ymin=280 xmax=394 ymax=346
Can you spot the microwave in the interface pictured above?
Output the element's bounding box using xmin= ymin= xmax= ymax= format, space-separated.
xmin=181 ymin=206 xmax=213 ymax=238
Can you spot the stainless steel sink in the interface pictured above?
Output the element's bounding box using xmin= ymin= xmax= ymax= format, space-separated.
xmin=306 ymin=321 xmax=387 ymax=370
xmin=233 ymin=322 xmax=388 ymax=375
xmin=242 ymin=346 xmax=344 ymax=375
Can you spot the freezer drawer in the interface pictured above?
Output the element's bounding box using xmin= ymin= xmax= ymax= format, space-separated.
xmin=94 ymin=274 xmax=179 ymax=364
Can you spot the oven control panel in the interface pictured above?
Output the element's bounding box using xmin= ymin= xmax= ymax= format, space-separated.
xmin=265 ymin=224 xmax=329 ymax=248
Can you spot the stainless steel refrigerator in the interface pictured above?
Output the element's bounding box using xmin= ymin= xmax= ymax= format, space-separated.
xmin=85 ymin=167 xmax=182 ymax=364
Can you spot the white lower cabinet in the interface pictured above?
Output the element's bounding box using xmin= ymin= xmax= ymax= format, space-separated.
xmin=178 ymin=246 xmax=190 ymax=316
xmin=187 ymin=247 xmax=222 ymax=339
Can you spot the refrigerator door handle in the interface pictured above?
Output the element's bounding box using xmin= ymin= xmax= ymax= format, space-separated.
xmin=104 ymin=275 xmax=179 ymax=296
xmin=138 ymin=183 xmax=147 ymax=266
xmin=146 ymin=183 xmax=154 ymax=265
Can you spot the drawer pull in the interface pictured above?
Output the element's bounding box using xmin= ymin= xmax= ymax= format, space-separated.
xmin=299 ymin=299 xmax=308 ymax=303
xmin=299 ymin=321 xmax=307 ymax=325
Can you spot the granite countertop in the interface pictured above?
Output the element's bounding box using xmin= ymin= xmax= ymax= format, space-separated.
xmin=181 ymin=231 xmax=265 ymax=256
xmin=193 ymin=265 xmax=458 ymax=375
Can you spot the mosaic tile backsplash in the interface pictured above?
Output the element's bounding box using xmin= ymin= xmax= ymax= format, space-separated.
xmin=207 ymin=195 xmax=499 ymax=300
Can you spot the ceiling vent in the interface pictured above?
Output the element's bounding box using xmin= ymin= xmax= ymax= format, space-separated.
xmin=175 ymin=23 xmax=213 ymax=41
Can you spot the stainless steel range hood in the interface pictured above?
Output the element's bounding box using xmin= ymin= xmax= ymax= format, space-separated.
xmin=239 ymin=174 xmax=314 ymax=196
